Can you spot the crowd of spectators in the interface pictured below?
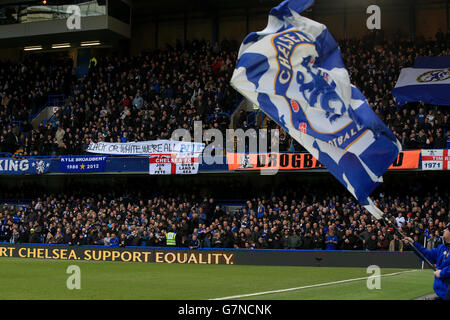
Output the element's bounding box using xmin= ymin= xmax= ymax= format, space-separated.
xmin=235 ymin=34 xmax=450 ymax=152
xmin=343 ymin=36 xmax=450 ymax=150
xmin=0 ymin=56 xmax=73 ymax=156
xmin=0 ymin=39 xmax=237 ymax=156
xmin=1 ymin=185 xmax=448 ymax=251
xmin=0 ymin=33 xmax=450 ymax=156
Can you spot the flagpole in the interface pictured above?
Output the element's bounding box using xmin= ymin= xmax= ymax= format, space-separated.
xmin=384 ymin=216 xmax=436 ymax=271
xmin=366 ymin=199 xmax=450 ymax=300
xmin=388 ymin=214 xmax=450 ymax=299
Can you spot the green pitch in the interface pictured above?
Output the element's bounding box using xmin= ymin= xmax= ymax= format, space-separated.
xmin=0 ymin=258 xmax=435 ymax=300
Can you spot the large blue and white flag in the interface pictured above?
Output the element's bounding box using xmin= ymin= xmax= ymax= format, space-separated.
xmin=392 ymin=56 xmax=450 ymax=106
xmin=230 ymin=0 xmax=401 ymax=218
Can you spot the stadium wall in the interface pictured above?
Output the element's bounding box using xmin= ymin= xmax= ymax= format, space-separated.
xmin=130 ymin=0 xmax=445 ymax=53
xmin=416 ymin=1 xmax=448 ymax=40
xmin=0 ymin=243 xmax=423 ymax=268
xmin=0 ymin=48 xmax=21 ymax=62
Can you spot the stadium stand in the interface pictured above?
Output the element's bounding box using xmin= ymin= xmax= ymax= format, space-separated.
xmin=1 ymin=39 xmax=237 ymax=156
xmin=1 ymin=175 xmax=448 ymax=251
xmin=0 ymin=32 xmax=449 ymax=252
xmin=0 ymin=2 xmax=449 ymax=258
xmin=235 ymin=34 xmax=450 ymax=152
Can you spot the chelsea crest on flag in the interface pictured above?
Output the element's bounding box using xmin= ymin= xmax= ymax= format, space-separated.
xmin=230 ymin=0 xmax=402 ymax=218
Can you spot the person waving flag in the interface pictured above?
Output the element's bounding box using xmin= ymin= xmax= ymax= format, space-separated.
xmin=230 ymin=0 xmax=401 ymax=218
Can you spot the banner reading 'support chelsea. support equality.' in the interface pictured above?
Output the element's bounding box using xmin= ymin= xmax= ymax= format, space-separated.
xmin=87 ymin=140 xmax=205 ymax=156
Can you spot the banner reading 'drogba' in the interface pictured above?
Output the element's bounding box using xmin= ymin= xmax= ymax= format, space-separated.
xmin=227 ymin=151 xmax=421 ymax=171
xmin=87 ymin=140 xmax=205 ymax=156
xmin=149 ymin=154 xmax=200 ymax=175
xmin=421 ymin=149 xmax=450 ymax=170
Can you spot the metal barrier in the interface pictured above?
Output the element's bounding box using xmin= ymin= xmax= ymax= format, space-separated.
xmin=208 ymin=112 xmax=231 ymax=121
xmin=29 ymin=94 xmax=65 ymax=122
xmin=246 ymin=110 xmax=263 ymax=127
xmin=10 ymin=120 xmax=24 ymax=128
xmin=0 ymin=199 xmax=32 ymax=206
xmin=230 ymin=97 xmax=244 ymax=117
xmin=0 ymin=152 xmax=12 ymax=157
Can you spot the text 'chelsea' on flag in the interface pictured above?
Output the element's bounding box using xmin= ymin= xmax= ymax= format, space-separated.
xmin=230 ymin=0 xmax=401 ymax=218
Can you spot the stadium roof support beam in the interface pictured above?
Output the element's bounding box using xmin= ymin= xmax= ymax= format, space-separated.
xmin=447 ymin=0 xmax=449 ymax=32
xmin=409 ymin=0 xmax=416 ymax=41
xmin=154 ymin=14 xmax=158 ymax=50
xmin=184 ymin=11 xmax=188 ymax=44
xmin=212 ymin=9 xmax=219 ymax=47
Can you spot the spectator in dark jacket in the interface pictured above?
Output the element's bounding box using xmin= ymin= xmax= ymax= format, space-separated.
xmin=87 ymin=230 xmax=100 ymax=245
xmin=211 ymin=232 xmax=223 ymax=248
xmin=313 ymin=231 xmax=325 ymax=250
xmin=189 ymin=234 xmax=200 ymax=250
xmin=433 ymin=130 xmax=447 ymax=148
xmin=68 ymin=232 xmax=81 ymax=246
xmin=365 ymin=234 xmax=378 ymax=251
xmin=340 ymin=230 xmax=356 ymax=250
xmin=63 ymin=228 xmax=72 ymax=244
xmin=28 ymin=228 xmax=41 ymax=243
xmin=288 ymin=231 xmax=302 ymax=249
xmin=127 ymin=230 xmax=141 ymax=246
xmin=377 ymin=234 xmax=389 ymax=251
xmin=119 ymin=233 xmax=127 ymax=247
xmin=302 ymin=232 xmax=313 ymax=249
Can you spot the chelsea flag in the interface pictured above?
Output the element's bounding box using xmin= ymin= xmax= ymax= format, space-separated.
xmin=392 ymin=56 xmax=450 ymax=106
xmin=230 ymin=0 xmax=401 ymax=218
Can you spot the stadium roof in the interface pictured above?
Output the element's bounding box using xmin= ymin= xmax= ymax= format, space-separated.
xmin=130 ymin=0 xmax=447 ymax=22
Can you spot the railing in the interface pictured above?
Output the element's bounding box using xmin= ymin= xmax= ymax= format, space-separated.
xmin=39 ymin=115 xmax=57 ymax=128
xmin=0 ymin=199 xmax=33 ymax=206
xmin=246 ymin=110 xmax=263 ymax=127
xmin=230 ymin=97 xmax=244 ymax=117
xmin=9 ymin=120 xmax=24 ymax=129
xmin=207 ymin=112 xmax=231 ymax=121
xmin=29 ymin=94 xmax=65 ymax=123
xmin=5 ymin=155 xmax=60 ymax=160
xmin=47 ymin=94 xmax=65 ymax=105
xmin=0 ymin=152 xmax=12 ymax=157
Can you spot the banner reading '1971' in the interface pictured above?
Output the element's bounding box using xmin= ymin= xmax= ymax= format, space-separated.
xmin=421 ymin=149 xmax=449 ymax=170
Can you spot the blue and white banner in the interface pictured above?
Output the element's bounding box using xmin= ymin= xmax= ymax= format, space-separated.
xmin=0 ymin=158 xmax=50 ymax=175
xmin=393 ymin=56 xmax=450 ymax=106
xmin=413 ymin=56 xmax=450 ymax=69
xmin=87 ymin=140 xmax=205 ymax=156
xmin=60 ymin=156 xmax=108 ymax=173
xmin=230 ymin=0 xmax=401 ymax=216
